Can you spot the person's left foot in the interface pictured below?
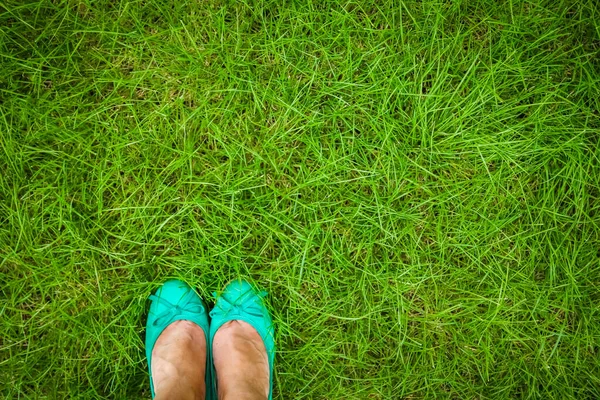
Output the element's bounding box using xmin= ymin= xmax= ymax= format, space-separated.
xmin=151 ymin=320 xmax=206 ymax=400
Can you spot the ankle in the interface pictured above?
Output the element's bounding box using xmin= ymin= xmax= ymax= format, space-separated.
xmin=219 ymin=385 xmax=267 ymax=400
xmin=155 ymin=376 xmax=205 ymax=400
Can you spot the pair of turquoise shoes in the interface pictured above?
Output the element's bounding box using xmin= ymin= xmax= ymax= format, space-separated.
xmin=145 ymin=279 xmax=275 ymax=399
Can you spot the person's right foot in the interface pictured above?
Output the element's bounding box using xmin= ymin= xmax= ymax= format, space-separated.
xmin=212 ymin=320 xmax=270 ymax=400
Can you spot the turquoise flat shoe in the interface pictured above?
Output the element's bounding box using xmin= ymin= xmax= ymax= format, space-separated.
xmin=145 ymin=279 xmax=212 ymax=399
xmin=209 ymin=280 xmax=276 ymax=399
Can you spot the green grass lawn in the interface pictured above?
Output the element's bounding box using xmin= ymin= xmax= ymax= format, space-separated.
xmin=1 ymin=0 xmax=600 ymax=398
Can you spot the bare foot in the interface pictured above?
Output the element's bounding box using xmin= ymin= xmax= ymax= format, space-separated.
xmin=151 ymin=320 xmax=206 ymax=400
xmin=213 ymin=320 xmax=269 ymax=400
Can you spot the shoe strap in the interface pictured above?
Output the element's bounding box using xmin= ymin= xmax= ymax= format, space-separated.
xmin=149 ymin=290 xmax=204 ymax=327
xmin=209 ymin=290 xmax=267 ymax=319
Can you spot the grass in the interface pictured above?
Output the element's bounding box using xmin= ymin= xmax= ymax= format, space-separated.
xmin=1 ymin=0 xmax=600 ymax=398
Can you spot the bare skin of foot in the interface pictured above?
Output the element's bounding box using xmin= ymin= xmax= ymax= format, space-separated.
xmin=213 ymin=320 xmax=270 ymax=400
xmin=151 ymin=320 xmax=206 ymax=400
